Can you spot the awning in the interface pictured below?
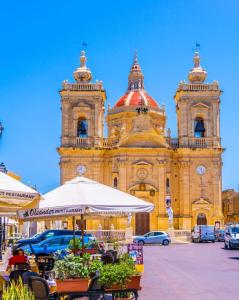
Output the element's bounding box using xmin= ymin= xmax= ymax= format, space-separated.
xmin=18 ymin=176 xmax=154 ymax=221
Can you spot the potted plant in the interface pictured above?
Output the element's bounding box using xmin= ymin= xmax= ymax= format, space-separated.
xmin=2 ymin=280 xmax=35 ymax=300
xmin=54 ymin=253 xmax=90 ymax=292
xmin=99 ymin=254 xmax=141 ymax=292
xmin=68 ymin=237 xmax=82 ymax=255
xmin=114 ymin=291 xmax=134 ymax=300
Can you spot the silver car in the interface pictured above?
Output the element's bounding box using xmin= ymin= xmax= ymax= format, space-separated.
xmin=224 ymin=224 xmax=239 ymax=249
xmin=133 ymin=231 xmax=171 ymax=245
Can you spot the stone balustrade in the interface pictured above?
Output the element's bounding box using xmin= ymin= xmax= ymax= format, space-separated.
xmin=168 ymin=137 xmax=221 ymax=149
xmin=62 ymin=82 xmax=103 ymax=91
xmin=85 ymin=229 xmax=126 ymax=241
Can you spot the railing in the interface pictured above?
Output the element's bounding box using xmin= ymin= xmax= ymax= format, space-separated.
xmin=168 ymin=137 xmax=221 ymax=149
xmin=62 ymin=82 xmax=103 ymax=91
xmin=85 ymin=229 xmax=126 ymax=241
xmin=178 ymin=82 xmax=219 ymax=92
xmin=76 ymin=137 xmax=94 ymax=148
xmin=172 ymin=230 xmax=191 ymax=241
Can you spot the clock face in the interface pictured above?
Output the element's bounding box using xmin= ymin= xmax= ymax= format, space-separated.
xmin=77 ymin=165 xmax=86 ymax=175
xmin=196 ymin=165 xmax=206 ymax=175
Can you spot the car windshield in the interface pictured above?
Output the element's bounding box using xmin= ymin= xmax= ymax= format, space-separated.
xmin=231 ymin=227 xmax=239 ymax=234
xmin=31 ymin=233 xmax=41 ymax=238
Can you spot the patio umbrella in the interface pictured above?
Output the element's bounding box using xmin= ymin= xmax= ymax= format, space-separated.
xmin=0 ymin=171 xmax=40 ymax=217
xmin=17 ymin=176 xmax=154 ymax=251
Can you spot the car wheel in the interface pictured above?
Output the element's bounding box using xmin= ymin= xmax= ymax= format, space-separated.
xmin=228 ymin=241 xmax=233 ymax=250
xmin=138 ymin=240 xmax=144 ymax=246
xmin=212 ymin=240 xmax=215 ymax=243
xmin=162 ymin=239 xmax=169 ymax=246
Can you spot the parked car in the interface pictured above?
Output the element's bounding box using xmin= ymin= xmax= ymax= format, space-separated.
xmin=191 ymin=225 xmax=215 ymax=243
xmin=20 ymin=235 xmax=93 ymax=255
xmin=133 ymin=231 xmax=171 ymax=245
xmin=224 ymin=224 xmax=239 ymax=249
xmin=215 ymin=229 xmax=225 ymax=242
xmin=14 ymin=229 xmax=94 ymax=250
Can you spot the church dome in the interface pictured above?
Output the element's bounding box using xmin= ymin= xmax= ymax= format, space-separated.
xmin=188 ymin=51 xmax=207 ymax=83
xmin=114 ymin=53 xmax=160 ymax=109
xmin=73 ymin=50 xmax=92 ymax=82
xmin=115 ymin=90 xmax=158 ymax=108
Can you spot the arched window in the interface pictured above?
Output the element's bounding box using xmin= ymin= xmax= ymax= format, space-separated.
xmin=77 ymin=119 xmax=88 ymax=138
xmin=166 ymin=178 xmax=170 ymax=194
xmin=194 ymin=117 xmax=205 ymax=138
xmin=113 ymin=177 xmax=118 ymax=189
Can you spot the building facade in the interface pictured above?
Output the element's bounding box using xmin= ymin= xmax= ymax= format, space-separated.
xmin=222 ymin=189 xmax=239 ymax=224
xmin=58 ymin=50 xmax=224 ymax=233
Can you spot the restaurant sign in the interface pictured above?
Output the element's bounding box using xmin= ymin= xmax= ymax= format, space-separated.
xmin=0 ymin=189 xmax=37 ymax=200
xmin=18 ymin=205 xmax=85 ymax=220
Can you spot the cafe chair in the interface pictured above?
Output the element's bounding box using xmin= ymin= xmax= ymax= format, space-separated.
xmin=14 ymin=262 xmax=31 ymax=271
xmin=22 ymin=271 xmax=40 ymax=285
xmin=28 ymin=276 xmax=58 ymax=300
xmin=9 ymin=270 xmax=27 ymax=282
xmin=101 ymin=253 xmax=114 ymax=264
xmin=35 ymin=255 xmax=55 ymax=278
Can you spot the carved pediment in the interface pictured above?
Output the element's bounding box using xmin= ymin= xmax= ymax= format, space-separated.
xmin=133 ymin=160 xmax=152 ymax=166
xmin=191 ymin=102 xmax=210 ymax=110
xmin=192 ymin=198 xmax=212 ymax=206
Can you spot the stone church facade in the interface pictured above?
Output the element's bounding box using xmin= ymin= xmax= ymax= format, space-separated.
xmin=58 ymin=50 xmax=224 ymax=233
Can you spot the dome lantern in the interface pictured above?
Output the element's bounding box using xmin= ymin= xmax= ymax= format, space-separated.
xmin=188 ymin=50 xmax=207 ymax=83
xmin=73 ymin=50 xmax=92 ymax=83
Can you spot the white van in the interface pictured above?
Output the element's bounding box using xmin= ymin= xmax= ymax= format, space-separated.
xmin=192 ymin=225 xmax=215 ymax=243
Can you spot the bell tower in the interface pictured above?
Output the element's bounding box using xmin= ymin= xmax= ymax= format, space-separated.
xmin=175 ymin=50 xmax=221 ymax=148
xmin=59 ymin=51 xmax=106 ymax=183
xmin=173 ymin=50 xmax=224 ymax=229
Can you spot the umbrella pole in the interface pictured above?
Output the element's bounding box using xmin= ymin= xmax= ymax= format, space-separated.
xmin=72 ymin=216 xmax=76 ymax=255
xmin=81 ymin=214 xmax=85 ymax=255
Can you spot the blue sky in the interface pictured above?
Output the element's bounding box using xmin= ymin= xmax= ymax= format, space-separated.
xmin=0 ymin=0 xmax=238 ymax=192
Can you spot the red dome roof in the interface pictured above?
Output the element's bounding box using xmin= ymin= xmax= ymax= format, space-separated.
xmin=115 ymin=90 xmax=159 ymax=108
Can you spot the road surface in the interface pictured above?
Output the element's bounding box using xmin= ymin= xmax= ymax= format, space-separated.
xmin=139 ymin=242 xmax=239 ymax=299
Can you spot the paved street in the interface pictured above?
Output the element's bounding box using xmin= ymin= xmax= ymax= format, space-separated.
xmin=140 ymin=242 xmax=239 ymax=300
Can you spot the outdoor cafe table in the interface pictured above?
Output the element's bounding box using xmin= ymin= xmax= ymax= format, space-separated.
xmin=57 ymin=288 xmax=141 ymax=299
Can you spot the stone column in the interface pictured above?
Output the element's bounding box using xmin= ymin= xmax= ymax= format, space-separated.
xmin=118 ymin=158 xmax=127 ymax=192
xmin=157 ymin=159 xmax=167 ymax=230
xmin=178 ymin=160 xmax=191 ymax=229
xmin=212 ymin=160 xmax=224 ymax=225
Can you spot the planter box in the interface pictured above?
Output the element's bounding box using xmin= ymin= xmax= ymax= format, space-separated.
xmin=85 ymin=248 xmax=98 ymax=254
xmin=106 ymin=275 xmax=141 ymax=291
xmin=56 ymin=278 xmax=90 ymax=293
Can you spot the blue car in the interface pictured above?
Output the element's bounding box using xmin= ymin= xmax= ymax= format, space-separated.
xmin=133 ymin=231 xmax=171 ymax=245
xmin=21 ymin=235 xmax=93 ymax=255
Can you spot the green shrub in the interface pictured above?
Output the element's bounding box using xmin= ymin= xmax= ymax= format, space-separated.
xmin=54 ymin=253 xmax=90 ymax=280
xmin=2 ymin=279 xmax=35 ymax=300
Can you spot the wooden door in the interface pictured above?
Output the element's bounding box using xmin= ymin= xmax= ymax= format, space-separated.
xmin=136 ymin=212 xmax=150 ymax=235
xmin=197 ymin=213 xmax=207 ymax=225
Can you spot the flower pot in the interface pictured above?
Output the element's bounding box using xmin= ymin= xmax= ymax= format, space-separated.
xmin=106 ymin=275 xmax=141 ymax=291
xmin=85 ymin=248 xmax=97 ymax=254
xmin=56 ymin=278 xmax=90 ymax=293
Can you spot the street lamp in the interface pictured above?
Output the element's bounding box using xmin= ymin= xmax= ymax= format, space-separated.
xmin=0 ymin=162 xmax=7 ymax=173
xmin=0 ymin=122 xmax=3 ymax=138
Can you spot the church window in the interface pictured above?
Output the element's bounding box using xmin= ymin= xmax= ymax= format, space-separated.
xmin=194 ymin=117 xmax=205 ymax=138
xmin=166 ymin=178 xmax=170 ymax=193
xmin=113 ymin=177 xmax=118 ymax=189
xmin=77 ymin=119 xmax=88 ymax=137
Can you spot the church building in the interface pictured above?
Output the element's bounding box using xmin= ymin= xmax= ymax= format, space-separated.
xmin=58 ymin=50 xmax=224 ymax=233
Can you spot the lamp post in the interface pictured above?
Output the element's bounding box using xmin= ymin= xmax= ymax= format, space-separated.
xmin=0 ymin=122 xmax=4 ymax=138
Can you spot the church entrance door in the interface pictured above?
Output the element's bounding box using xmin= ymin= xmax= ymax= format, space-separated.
xmin=135 ymin=212 xmax=150 ymax=235
xmin=197 ymin=213 xmax=207 ymax=225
